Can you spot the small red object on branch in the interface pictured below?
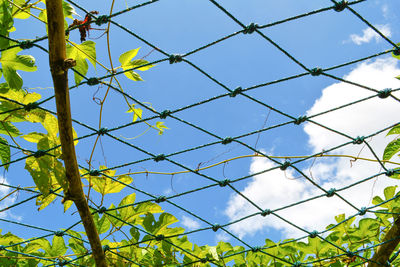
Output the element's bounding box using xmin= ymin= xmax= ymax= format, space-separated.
xmin=69 ymin=11 xmax=99 ymax=42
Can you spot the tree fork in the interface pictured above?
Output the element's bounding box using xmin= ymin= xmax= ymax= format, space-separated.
xmin=45 ymin=1 xmax=107 ymax=266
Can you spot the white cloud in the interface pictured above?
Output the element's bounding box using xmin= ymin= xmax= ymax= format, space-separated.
xmin=349 ymin=24 xmax=391 ymax=45
xmin=224 ymin=57 xmax=400 ymax=238
xmin=0 ymin=177 xmax=19 ymax=219
xmin=181 ymin=215 xmax=201 ymax=230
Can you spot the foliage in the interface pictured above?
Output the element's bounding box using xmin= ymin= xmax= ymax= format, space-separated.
xmin=0 ymin=1 xmax=400 ymax=266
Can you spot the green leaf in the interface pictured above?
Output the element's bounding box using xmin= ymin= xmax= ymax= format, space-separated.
xmin=62 ymin=0 xmax=77 ymax=19
xmin=155 ymin=121 xmax=168 ymax=135
xmin=88 ymin=166 xmax=133 ymax=195
xmin=126 ymin=104 xmax=142 ymax=122
xmin=21 ymin=132 xmax=46 ymax=143
xmin=0 ymin=45 xmax=37 ymax=89
xmin=0 ymin=136 xmax=10 ymax=170
xmin=25 ymin=156 xmax=51 ymax=196
xmin=66 ymin=41 xmax=96 ymax=85
xmin=53 ymin=159 xmax=68 ymax=191
xmin=119 ymin=48 xmax=140 ymax=66
xmin=0 ymin=0 xmax=13 ymax=49
xmin=93 ymin=213 xmax=111 ymax=235
xmin=387 ymin=124 xmax=400 ymax=136
xmin=12 ymin=0 xmax=31 ymax=20
xmin=384 ymin=186 xmax=397 ymax=200
xmin=43 ymin=113 xmax=59 ymax=137
xmin=63 ymin=200 xmax=73 ymax=212
xmin=49 ymin=235 xmax=67 ymax=257
xmin=383 ymin=138 xmax=400 ymax=161
xmin=124 ymin=59 xmax=154 ymax=71
xmin=36 ymin=193 xmax=57 ymax=211
xmin=0 ymin=121 xmax=20 ymax=136
xmin=118 ymin=48 xmax=153 ymax=81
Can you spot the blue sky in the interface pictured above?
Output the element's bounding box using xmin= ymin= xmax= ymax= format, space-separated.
xmin=1 ymin=0 xmax=400 ymax=251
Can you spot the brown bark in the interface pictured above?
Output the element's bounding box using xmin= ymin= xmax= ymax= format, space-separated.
xmin=368 ymin=216 xmax=400 ymax=266
xmin=45 ymin=1 xmax=107 ymax=266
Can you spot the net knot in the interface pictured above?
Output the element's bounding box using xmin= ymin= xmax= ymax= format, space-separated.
xmin=98 ymin=127 xmax=108 ymax=136
xmin=346 ymin=251 xmax=355 ymax=257
xmin=221 ymin=137 xmax=233 ymax=145
xmin=103 ymin=245 xmax=110 ymax=251
xmin=87 ymin=77 xmax=99 ymax=86
xmin=229 ymin=86 xmax=243 ymax=97
xmin=243 ymin=23 xmax=258 ymax=34
xmin=34 ymin=150 xmax=46 ymax=158
xmin=155 ymin=196 xmax=166 ymax=203
xmin=294 ymin=116 xmax=307 ymax=125
xmin=154 ymin=154 xmax=166 ymax=162
xmin=310 ymin=67 xmax=322 ymax=76
xmin=218 ymin=179 xmax=230 ymax=187
xmin=393 ymin=47 xmax=400 ymax=56
xmin=292 ymin=261 xmax=302 ymax=267
xmin=309 ymin=230 xmax=318 ymax=238
xmin=58 ymin=260 xmax=68 ymax=266
xmin=200 ymin=257 xmax=209 ymax=263
xmin=24 ymin=102 xmax=39 ymax=111
xmin=326 ymin=188 xmax=336 ymax=197
xmin=89 ymin=169 xmax=100 ymax=176
xmin=155 ymin=234 xmax=165 ymax=241
xmin=251 ymin=246 xmax=261 ymax=252
xmin=352 ymin=136 xmax=365 ymax=144
xmin=334 ymin=1 xmax=348 ymax=12
xmin=385 ymin=169 xmax=397 ymax=176
xmin=378 ymin=88 xmax=392 ymax=98
xmin=261 ymin=209 xmax=271 ymax=217
xmin=95 ymin=15 xmax=109 ymax=26
xmin=19 ymin=40 xmax=33 ymax=50
xmin=98 ymin=207 xmax=107 ymax=214
xmin=359 ymin=207 xmax=367 ymax=215
xmin=55 ymin=231 xmax=64 ymax=237
xmin=159 ymin=110 xmax=171 ymax=119
xmin=169 ymin=54 xmax=183 ymax=64
xmin=212 ymin=224 xmax=221 ymax=232
xmin=280 ymin=161 xmax=291 ymax=170
xmin=0 ymin=245 xmax=4 ymax=251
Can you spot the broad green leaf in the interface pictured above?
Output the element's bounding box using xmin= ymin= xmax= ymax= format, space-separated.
xmin=0 ymin=0 xmax=13 ymax=49
xmin=21 ymin=132 xmax=46 ymax=143
xmin=62 ymin=0 xmax=77 ymax=19
xmin=12 ymin=0 xmax=31 ymax=20
xmin=22 ymin=91 xmax=41 ymax=104
xmin=124 ymin=59 xmax=154 ymax=71
xmin=49 ymin=235 xmax=67 ymax=257
xmin=93 ymin=213 xmax=111 ymax=235
xmin=384 ymin=186 xmax=397 ymax=200
xmin=1 ymin=45 xmax=37 ymax=89
xmin=124 ymin=70 xmax=143 ymax=81
xmin=54 ymin=159 xmax=68 ymax=191
xmin=383 ymin=138 xmax=400 ymax=161
xmin=119 ymin=48 xmax=140 ymax=66
xmin=91 ymin=173 xmax=133 ymax=195
xmin=0 ymin=232 xmax=23 ymax=246
xmin=0 ymin=121 xmax=20 ymax=136
xmin=25 ymin=156 xmax=51 ymax=196
xmin=43 ymin=113 xmax=59 ymax=137
xmin=118 ymin=48 xmax=153 ymax=81
xmin=66 ymin=41 xmax=96 ymax=85
xmin=0 ymin=136 xmax=10 ymax=170
xmin=63 ymin=200 xmax=73 ymax=212
xmin=36 ymin=192 xmax=57 ymax=211
xmin=387 ymin=124 xmax=400 ymax=136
